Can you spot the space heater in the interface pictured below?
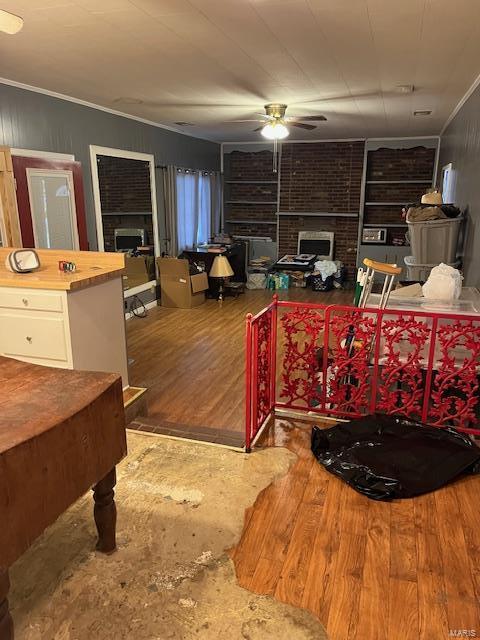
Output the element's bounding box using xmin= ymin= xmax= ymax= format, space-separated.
xmin=114 ymin=228 xmax=147 ymax=251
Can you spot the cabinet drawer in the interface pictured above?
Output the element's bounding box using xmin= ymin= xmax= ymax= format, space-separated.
xmin=0 ymin=288 xmax=64 ymax=313
xmin=0 ymin=312 xmax=68 ymax=362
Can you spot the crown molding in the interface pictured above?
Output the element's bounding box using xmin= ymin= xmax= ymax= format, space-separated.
xmin=0 ymin=77 xmax=217 ymax=144
xmin=440 ymin=71 xmax=480 ymax=136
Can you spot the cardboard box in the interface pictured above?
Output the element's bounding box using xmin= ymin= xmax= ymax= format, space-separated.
xmin=123 ymin=256 xmax=155 ymax=291
xmin=157 ymin=257 xmax=209 ymax=308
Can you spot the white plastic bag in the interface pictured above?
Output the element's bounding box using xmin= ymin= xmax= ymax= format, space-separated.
xmin=422 ymin=263 xmax=463 ymax=301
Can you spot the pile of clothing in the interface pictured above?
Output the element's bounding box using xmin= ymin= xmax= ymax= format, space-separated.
xmin=404 ymin=190 xmax=461 ymax=223
xmin=309 ymin=260 xmax=345 ymax=291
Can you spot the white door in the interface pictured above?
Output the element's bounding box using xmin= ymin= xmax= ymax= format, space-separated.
xmin=26 ymin=169 xmax=79 ymax=250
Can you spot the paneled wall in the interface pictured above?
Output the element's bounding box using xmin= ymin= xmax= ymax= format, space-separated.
xmin=0 ymin=82 xmax=220 ymax=251
xmin=439 ymin=84 xmax=480 ymax=287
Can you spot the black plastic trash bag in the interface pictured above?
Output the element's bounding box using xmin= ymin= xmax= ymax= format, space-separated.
xmin=311 ymin=414 xmax=480 ymax=501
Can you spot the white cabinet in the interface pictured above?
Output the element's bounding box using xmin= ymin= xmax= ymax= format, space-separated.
xmin=0 ymin=277 xmax=129 ymax=388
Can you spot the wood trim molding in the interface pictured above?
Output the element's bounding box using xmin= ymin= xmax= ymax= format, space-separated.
xmin=0 ymin=147 xmax=22 ymax=247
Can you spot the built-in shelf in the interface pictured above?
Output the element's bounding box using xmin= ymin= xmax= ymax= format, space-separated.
xmin=366 ymin=179 xmax=432 ymax=184
xmin=360 ymin=243 xmax=410 ymax=250
xmin=364 ymin=223 xmax=408 ymax=228
xmin=225 ymin=180 xmax=278 ymax=184
xmin=225 ymin=219 xmax=276 ymax=225
xmin=101 ymin=212 xmax=152 ymax=216
xmin=365 ymin=202 xmax=409 ymax=206
xmin=277 ymin=211 xmax=358 ymax=218
xmin=225 ymin=200 xmax=277 ymax=205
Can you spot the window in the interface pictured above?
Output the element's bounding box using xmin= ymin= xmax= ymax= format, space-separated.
xmin=176 ymin=169 xmax=213 ymax=251
xmin=442 ymin=163 xmax=456 ymax=204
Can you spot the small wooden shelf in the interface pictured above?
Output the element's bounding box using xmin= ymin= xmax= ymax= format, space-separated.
xmin=366 ymin=179 xmax=432 ymax=184
xmin=101 ymin=212 xmax=152 ymax=216
xmin=225 ymin=219 xmax=276 ymax=224
xmin=364 ymin=223 xmax=408 ymax=228
xmin=365 ymin=202 xmax=409 ymax=206
xmin=277 ymin=211 xmax=358 ymax=218
xmin=360 ymin=243 xmax=410 ymax=249
xmin=225 ymin=200 xmax=278 ymax=205
xmin=225 ymin=180 xmax=278 ymax=184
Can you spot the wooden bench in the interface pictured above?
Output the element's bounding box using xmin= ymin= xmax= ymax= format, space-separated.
xmin=0 ymin=356 xmax=127 ymax=639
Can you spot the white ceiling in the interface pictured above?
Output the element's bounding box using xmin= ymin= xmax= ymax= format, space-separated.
xmin=1 ymin=0 xmax=480 ymax=142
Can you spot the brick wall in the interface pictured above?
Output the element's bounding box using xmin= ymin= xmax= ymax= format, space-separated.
xmin=366 ymin=146 xmax=435 ymax=181
xmin=278 ymin=141 xmax=364 ymax=274
xmin=279 ymin=142 xmax=364 ymax=213
xmin=226 ymin=150 xmax=277 ymax=181
xmin=223 ymin=142 xmax=435 ymax=278
xmin=98 ymin=155 xmax=152 ymax=213
xmin=278 ymin=215 xmax=359 ymax=272
xmin=363 ymin=146 xmax=435 ymax=236
xmin=224 ymin=149 xmax=278 ymax=237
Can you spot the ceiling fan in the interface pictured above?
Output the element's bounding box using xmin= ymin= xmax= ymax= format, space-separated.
xmin=0 ymin=9 xmax=23 ymax=34
xmin=229 ymin=103 xmax=327 ymax=139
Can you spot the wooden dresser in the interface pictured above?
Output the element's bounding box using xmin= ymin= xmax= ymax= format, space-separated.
xmin=0 ymin=248 xmax=129 ymax=388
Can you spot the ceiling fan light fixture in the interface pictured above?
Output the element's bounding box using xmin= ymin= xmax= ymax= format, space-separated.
xmin=0 ymin=9 xmax=24 ymax=34
xmin=261 ymin=121 xmax=289 ymax=140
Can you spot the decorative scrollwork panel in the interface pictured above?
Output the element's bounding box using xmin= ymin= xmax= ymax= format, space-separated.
xmin=377 ymin=315 xmax=431 ymax=419
xmin=428 ymin=320 xmax=480 ymax=430
xmin=280 ymin=308 xmax=325 ymax=407
xmin=254 ymin=309 xmax=273 ymax=428
xmin=326 ymin=310 xmax=377 ymax=415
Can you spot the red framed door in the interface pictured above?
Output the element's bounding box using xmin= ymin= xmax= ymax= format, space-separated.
xmin=12 ymin=156 xmax=88 ymax=250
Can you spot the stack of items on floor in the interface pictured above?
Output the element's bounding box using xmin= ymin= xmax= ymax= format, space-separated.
xmin=246 ymin=256 xmax=274 ymax=289
xmin=246 ymin=251 xmax=347 ymax=291
xmin=267 ymin=256 xmax=346 ymax=291
xmin=404 ymin=190 xmax=462 ymax=281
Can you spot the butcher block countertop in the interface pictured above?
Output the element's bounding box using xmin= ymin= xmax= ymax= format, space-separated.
xmin=0 ymin=248 xmax=125 ymax=291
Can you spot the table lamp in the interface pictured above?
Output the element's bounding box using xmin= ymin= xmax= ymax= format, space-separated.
xmin=209 ymin=254 xmax=234 ymax=302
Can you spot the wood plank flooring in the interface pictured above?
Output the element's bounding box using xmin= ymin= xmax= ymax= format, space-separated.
xmin=128 ymin=287 xmax=480 ymax=637
xmin=126 ymin=288 xmax=351 ymax=438
xmin=231 ymin=418 xmax=480 ymax=640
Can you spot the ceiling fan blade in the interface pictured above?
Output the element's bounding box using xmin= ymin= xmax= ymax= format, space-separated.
xmin=298 ymin=115 xmax=327 ymax=122
xmin=253 ymin=126 xmax=264 ymax=132
xmin=226 ymin=119 xmax=264 ymax=123
xmin=291 ymin=122 xmax=317 ymax=131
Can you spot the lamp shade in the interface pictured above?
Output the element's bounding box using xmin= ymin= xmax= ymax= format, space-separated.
xmin=209 ymin=255 xmax=234 ymax=278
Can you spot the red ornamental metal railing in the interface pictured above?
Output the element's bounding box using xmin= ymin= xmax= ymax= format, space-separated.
xmin=245 ymin=295 xmax=480 ymax=451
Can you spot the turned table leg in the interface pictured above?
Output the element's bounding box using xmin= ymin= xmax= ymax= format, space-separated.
xmin=92 ymin=468 xmax=117 ymax=554
xmin=0 ymin=568 xmax=13 ymax=640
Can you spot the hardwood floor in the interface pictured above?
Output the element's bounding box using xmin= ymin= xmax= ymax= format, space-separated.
xmin=127 ymin=287 xmax=480 ymax=638
xmin=231 ymin=418 xmax=480 ymax=640
xmin=126 ymin=287 xmax=351 ymax=440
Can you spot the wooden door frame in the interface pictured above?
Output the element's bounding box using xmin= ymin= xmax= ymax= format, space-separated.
xmin=13 ymin=155 xmax=88 ymax=250
xmin=0 ymin=147 xmax=22 ymax=247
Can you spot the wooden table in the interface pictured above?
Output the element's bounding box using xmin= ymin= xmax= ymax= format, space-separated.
xmin=0 ymin=356 xmax=127 ymax=639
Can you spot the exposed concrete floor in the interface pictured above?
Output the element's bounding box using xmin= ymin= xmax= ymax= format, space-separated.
xmin=9 ymin=432 xmax=328 ymax=640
